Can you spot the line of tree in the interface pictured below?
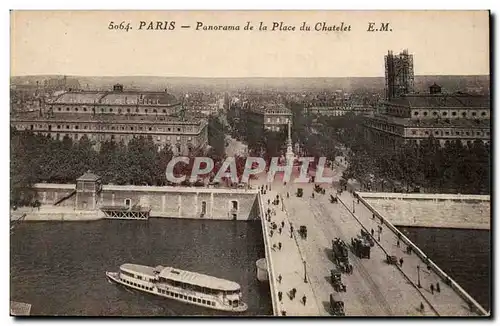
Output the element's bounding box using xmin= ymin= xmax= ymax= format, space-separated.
xmin=287 ymin=101 xmax=491 ymax=195
xmin=10 ymin=130 xmax=177 ymax=205
xmin=339 ymin=128 xmax=491 ymax=194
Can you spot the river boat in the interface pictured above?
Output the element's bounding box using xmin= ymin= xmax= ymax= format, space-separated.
xmin=106 ymin=263 xmax=248 ymax=312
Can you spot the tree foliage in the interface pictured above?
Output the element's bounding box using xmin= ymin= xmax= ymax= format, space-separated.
xmin=10 ymin=130 xmax=177 ymax=206
xmin=340 ymin=128 xmax=491 ymax=194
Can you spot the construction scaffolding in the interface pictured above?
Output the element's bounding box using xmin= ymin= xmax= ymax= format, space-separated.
xmin=385 ymin=49 xmax=415 ymax=100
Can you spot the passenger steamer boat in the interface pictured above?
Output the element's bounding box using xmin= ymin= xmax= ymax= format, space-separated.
xmin=106 ymin=264 xmax=248 ymax=312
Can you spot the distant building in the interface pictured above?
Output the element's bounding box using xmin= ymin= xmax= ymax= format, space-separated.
xmin=363 ymin=84 xmax=490 ymax=147
xmin=306 ymin=103 xmax=373 ymax=117
xmin=363 ymin=50 xmax=490 ymax=148
xmin=244 ymin=102 xmax=293 ymax=132
xmin=10 ymin=84 xmax=208 ymax=155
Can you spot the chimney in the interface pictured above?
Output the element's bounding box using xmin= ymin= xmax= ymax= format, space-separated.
xmin=430 ymin=83 xmax=442 ymax=95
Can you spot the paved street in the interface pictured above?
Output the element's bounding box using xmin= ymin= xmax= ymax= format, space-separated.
xmin=225 ymin=136 xmax=247 ymax=157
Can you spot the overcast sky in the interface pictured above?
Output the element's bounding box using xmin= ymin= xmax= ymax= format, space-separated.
xmin=11 ymin=10 xmax=489 ymax=77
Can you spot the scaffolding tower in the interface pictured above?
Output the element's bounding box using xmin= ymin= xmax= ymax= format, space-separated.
xmin=385 ymin=49 xmax=414 ymax=100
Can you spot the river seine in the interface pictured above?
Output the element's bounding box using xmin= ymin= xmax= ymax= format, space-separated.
xmin=10 ymin=219 xmax=490 ymax=315
xmin=399 ymin=226 xmax=490 ymax=311
xmin=10 ymin=219 xmax=272 ymax=316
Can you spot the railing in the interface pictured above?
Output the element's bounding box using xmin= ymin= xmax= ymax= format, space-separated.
xmin=355 ymin=191 xmax=489 ymax=316
xmin=257 ymin=192 xmax=280 ymax=316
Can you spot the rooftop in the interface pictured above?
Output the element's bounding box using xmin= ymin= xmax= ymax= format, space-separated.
xmin=387 ymin=93 xmax=490 ymax=109
xmin=77 ymin=171 xmax=101 ymax=182
xmin=51 ymin=90 xmax=180 ymax=106
xmin=158 ymin=266 xmax=241 ymax=291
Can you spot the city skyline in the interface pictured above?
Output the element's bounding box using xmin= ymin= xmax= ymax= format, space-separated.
xmin=11 ymin=11 xmax=489 ymax=78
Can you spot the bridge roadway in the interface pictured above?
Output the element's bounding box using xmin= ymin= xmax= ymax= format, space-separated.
xmin=256 ymin=171 xmax=481 ymax=316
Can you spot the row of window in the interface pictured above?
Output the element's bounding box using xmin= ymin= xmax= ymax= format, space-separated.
xmin=121 ymin=278 xmax=154 ymax=291
xmin=410 ymin=129 xmax=490 ymax=137
xmin=156 ymin=288 xmax=216 ymax=307
xmin=34 ymin=132 xmax=194 ymax=147
xmin=366 ymin=122 xmax=401 ymax=134
xmin=50 ymin=106 xmax=175 ymax=114
xmin=412 ymin=110 xmax=488 ymax=118
xmin=265 ymin=117 xmax=290 ymax=124
xmin=407 ymin=139 xmax=490 ymax=146
xmin=27 ymin=124 xmax=190 ymax=133
xmin=120 ymin=275 xmax=217 ymax=307
xmin=265 ymin=126 xmax=281 ymax=132
xmin=24 ymin=125 xmax=194 ymax=141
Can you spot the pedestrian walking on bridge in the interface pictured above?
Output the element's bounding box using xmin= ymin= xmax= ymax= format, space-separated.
xmin=281 ymin=221 xmax=285 ymax=228
xmin=430 ymin=284 xmax=434 ymax=294
xmin=278 ymin=274 xmax=282 ymax=283
xmin=302 ymin=295 xmax=307 ymax=306
xmin=399 ymin=257 xmax=404 ymax=267
xmin=278 ymin=291 xmax=283 ymax=302
xmin=436 ymin=282 xmax=440 ymax=293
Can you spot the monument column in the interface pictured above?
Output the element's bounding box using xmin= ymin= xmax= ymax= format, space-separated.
xmin=285 ymin=120 xmax=295 ymax=164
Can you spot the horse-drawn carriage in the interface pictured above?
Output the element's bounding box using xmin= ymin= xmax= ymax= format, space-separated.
xmin=299 ymin=225 xmax=307 ymax=239
xmin=360 ymin=229 xmax=375 ymax=247
xmin=330 ymin=293 xmax=345 ymax=316
xmin=330 ymin=268 xmax=347 ymax=292
xmin=332 ymin=238 xmax=353 ymax=273
xmin=351 ymin=237 xmax=371 ymax=259
xmin=386 ymin=255 xmax=398 ymax=265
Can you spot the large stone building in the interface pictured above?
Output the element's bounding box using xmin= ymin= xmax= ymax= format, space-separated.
xmin=364 ymin=83 xmax=491 ymax=147
xmin=244 ymin=102 xmax=293 ymax=132
xmin=10 ymin=84 xmax=208 ymax=155
xmin=306 ymin=103 xmax=373 ymax=117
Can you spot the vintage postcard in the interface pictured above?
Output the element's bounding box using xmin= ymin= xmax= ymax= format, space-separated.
xmin=9 ymin=10 xmax=490 ymax=317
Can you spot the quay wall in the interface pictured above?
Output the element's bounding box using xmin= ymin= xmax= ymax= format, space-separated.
xmin=31 ymin=183 xmax=259 ymax=221
xmin=355 ymin=191 xmax=489 ymax=316
xmin=34 ymin=184 xmax=76 ymax=207
xmin=12 ymin=207 xmax=103 ymax=221
xmin=358 ymin=192 xmax=490 ymax=230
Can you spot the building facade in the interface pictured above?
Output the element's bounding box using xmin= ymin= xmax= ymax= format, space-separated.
xmin=244 ymin=103 xmax=293 ymax=132
xmin=363 ymin=84 xmax=490 ymax=147
xmin=10 ymin=84 xmax=208 ymax=155
xmin=306 ymin=103 xmax=373 ymax=117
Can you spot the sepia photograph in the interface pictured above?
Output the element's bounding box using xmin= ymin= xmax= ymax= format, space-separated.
xmin=9 ymin=10 xmax=491 ymax=317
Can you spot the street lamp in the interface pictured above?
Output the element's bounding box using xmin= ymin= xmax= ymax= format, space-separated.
xmin=417 ymin=265 xmax=422 ymax=288
xmin=303 ymin=260 xmax=308 ymax=283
